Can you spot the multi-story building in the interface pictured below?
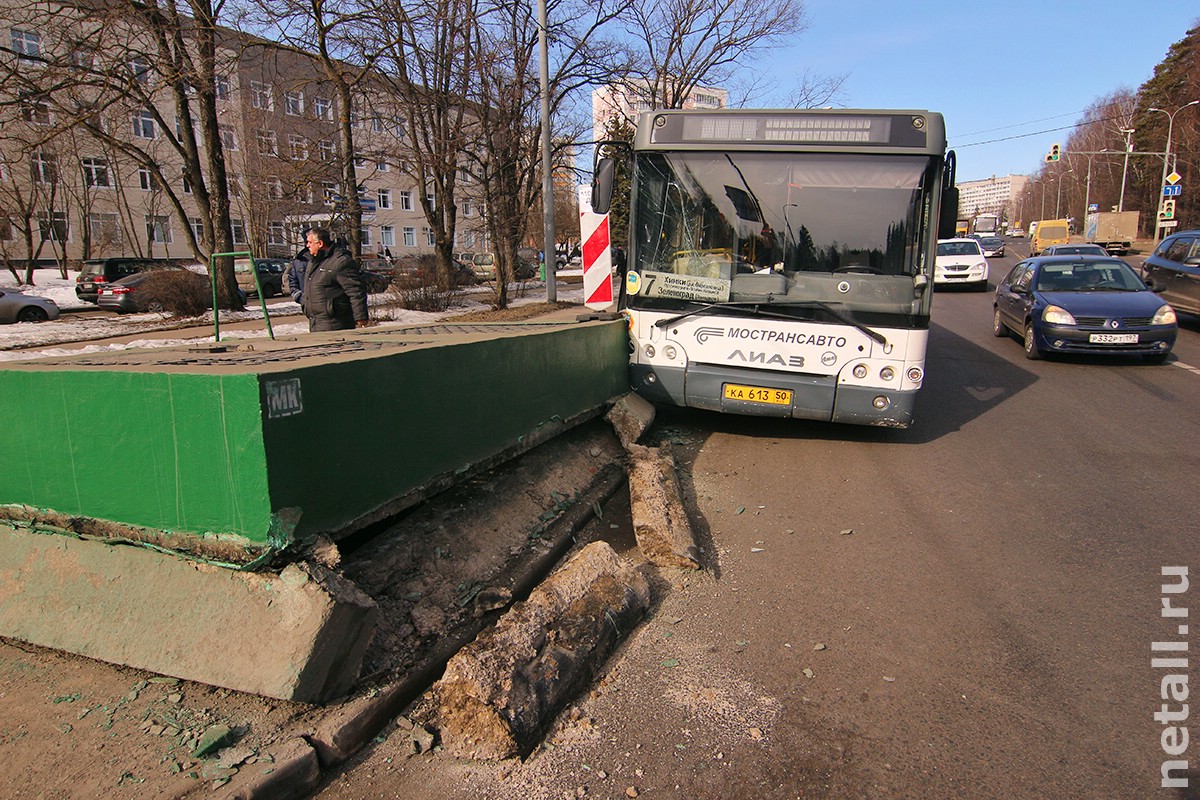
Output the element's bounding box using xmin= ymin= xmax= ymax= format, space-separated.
xmin=591 ymin=81 xmax=727 ymax=142
xmin=956 ymin=174 xmax=1030 ymax=229
xmin=0 ymin=6 xmax=463 ymax=267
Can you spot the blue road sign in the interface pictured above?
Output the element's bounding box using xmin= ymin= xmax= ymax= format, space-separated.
xmin=1163 ymin=185 xmax=1182 ymax=197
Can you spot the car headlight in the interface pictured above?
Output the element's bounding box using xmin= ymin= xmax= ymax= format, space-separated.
xmin=1042 ymin=305 xmax=1076 ymax=325
xmin=1152 ymin=304 xmax=1177 ymax=326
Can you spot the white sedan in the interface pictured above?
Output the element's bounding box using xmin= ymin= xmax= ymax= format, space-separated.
xmin=935 ymin=238 xmax=989 ymax=291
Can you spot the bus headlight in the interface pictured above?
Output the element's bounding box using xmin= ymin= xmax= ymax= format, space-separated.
xmin=880 ymin=366 xmax=895 ymax=382
xmin=852 ymin=364 xmax=868 ymax=379
xmin=664 ymin=345 xmax=678 ymax=360
xmin=907 ymin=366 xmax=923 ymax=383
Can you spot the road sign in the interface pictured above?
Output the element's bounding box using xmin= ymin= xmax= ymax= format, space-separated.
xmin=1163 ymin=184 xmax=1181 ymax=197
xmin=1166 ymin=171 xmax=1182 ymax=185
xmin=1160 ymin=220 xmax=1179 ymax=228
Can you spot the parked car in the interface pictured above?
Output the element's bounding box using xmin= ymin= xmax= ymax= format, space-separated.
xmin=361 ymin=267 xmax=394 ymax=293
xmin=1141 ymin=229 xmax=1200 ymax=316
xmin=979 ymin=236 xmax=1006 ymax=257
xmin=471 ymin=252 xmax=497 ymax=281
xmin=935 ymin=238 xmax=989 ymax=291
xmin=0 ymin=288 xmax=60 ymax=323
xmin=75 ymin=257 xmax=177 ymax=303
xmin=97 ymin=268 xmax=226 ymax=314
xmin=1040 ymin=243 xmax=1109 ymax=257
xmin=233 ymin=257 xmax=286 ymax=298
xmin=992 ymin=255 xmax=1176 ymax=362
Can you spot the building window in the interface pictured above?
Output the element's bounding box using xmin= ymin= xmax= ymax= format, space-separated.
xmin=267 ymin=176 xmax=283 ymax=201
xmin=71 ymin=45 xmax=97 ymax=69
xmin=39 ymin=211 xmax=70 ymax=243
xmin=10 ymin=28 xmax=41 ymax=61
xmin=189 ymin=216 xmax=204 ymax=242
xmin=459 ymin=166 xmax=471 ymax=184
xmin=250 ymin=81 xmax=273 ymax=111
xmin=82 ymin=157 xmax=110 ymax=188
xmin=288 ymin=134 xmax=308 ymax=161
xmin=256 ymin=129 xmax=278 ymax=156
xmin=461 ymin=199 xmax=473 ymax=217
xmin=426 ymin=191 xmax=436 ymax=211
xmin=138 ymin=168 xmax=153 ymax=191
xmin=229 ymin=177 xmax=242 ymax=198
xmin=317 ymin=139 xmax=335 ymax=162
xmin=322 ymin=181 xmax=337 ymax=206
xmin=219 ymin=125 xmax=237 ymax=151
xmin=424 ymin=226 xmax=435 ymax=246
xmin=88 ymin=212 xmax=122 ymax=245
xmin=360 ymin=227 xmax=372 ymax=247
xmin=380 ymin=225 xmax=395 ymax=247
xmin=182 ymin=170 xmax=192 ymax=194
xmin=399 ymin=190 xmax=412 ymax=211
xmin=284 ymin=90 xmax=304 ymax=116
xmin=215 ymin=76 xmax=231 ymax=100
xmin=298 ymin=183 xmax=314 ymax=204
xmin=403 ymin=226 xmax=415 ymax=246
xmin=30 ymin=150 xmax=57 ymax=184
xmin=132 ymin=108 xmax=156 ymax=139
xmin=377 ymin=160 xmax=390 ymax=173
xmin=19 ymin=93 xmax=51 ymax=125
xmin=231 ymin=218 xmax=246 ymax=245
xmin=128 ymin=55 xmax=153 ymax=85
xmin=146 ymin=215 xmax=172 ymax=244
xmin=314 ymin=97 xmax=333 ymax=121
xmin=268 ymin=222 xmax=285 ymax=246
xmin=377 ymin=189 xmax=391 ymax=209
xmin=354 ymin=156 xmax=367 ymax=169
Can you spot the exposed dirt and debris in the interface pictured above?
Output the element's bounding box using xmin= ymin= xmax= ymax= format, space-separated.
xmin=0 ymin=415 xmax=635 ymax=799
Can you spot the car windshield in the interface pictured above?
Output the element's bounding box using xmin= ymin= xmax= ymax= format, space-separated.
xmin=937 ymin=242 xmax=981 ymax=256
xmin=1034 ymin=262 xmax=1144 ymax=292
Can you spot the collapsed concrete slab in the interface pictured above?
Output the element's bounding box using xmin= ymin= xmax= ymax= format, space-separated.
xmin=0 ymin=525 xmax=377 ymax=704
xmin=626 ymin=444 xmax=701 ymax=570
xmin=436 ymin=541 xmax=649 ymax=759
xmin=605 ymin=391 xmax=656 ymax=448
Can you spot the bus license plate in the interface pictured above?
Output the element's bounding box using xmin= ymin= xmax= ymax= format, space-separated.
xmin=723 ymin=384 xmax=792 ymax=406
xmin=1089 ymin=333 xmax=1138 ymax=344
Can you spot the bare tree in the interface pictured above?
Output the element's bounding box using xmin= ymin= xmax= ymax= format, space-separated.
xmin=240 ymin=0 xmax=386 ymax=257
xmin=621 ymin=0 xmax=810 ymax=109
xmin=0 ymin=0 xmax=243 ymax=304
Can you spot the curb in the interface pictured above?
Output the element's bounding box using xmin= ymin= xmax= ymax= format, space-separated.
xmin=216 ymin=462 xmax=629 ymax=800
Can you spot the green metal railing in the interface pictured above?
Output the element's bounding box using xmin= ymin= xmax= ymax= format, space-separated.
xmin=209 ymin=251 xmax=275 ymax=342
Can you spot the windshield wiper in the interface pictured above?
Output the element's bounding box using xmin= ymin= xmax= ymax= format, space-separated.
xmin=654 ymin=298 xmax=888 ymax=346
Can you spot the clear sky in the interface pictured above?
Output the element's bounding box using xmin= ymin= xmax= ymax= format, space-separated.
xmin=755 ymin=1 xmax=1199 ymax=182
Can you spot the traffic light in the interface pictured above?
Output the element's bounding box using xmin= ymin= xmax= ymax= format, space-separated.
xmin=1044 ymin=143 xmax=1061 ymax=163
xmin=1160 ymin=199 xmax=1176 ymax=220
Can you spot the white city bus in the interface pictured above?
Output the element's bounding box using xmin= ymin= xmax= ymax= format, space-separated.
xmin=592 ymin=108 xmax=959 ymax=428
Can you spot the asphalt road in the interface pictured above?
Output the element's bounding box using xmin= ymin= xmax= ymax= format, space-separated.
xmin=636 ymin=244 xmax=1200 ymax=797
xmin=317 ymin=240 xmax=1198 ymax=799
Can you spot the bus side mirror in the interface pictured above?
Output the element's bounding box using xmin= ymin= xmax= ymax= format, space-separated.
xmin=592 ymin=157 xmax=615 ymax=215
xmin=938 ymin=186 xmax=959 ymax=240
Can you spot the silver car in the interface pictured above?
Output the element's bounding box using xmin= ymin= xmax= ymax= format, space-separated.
xmin=0 ymin=288 xmax=60 ymax=323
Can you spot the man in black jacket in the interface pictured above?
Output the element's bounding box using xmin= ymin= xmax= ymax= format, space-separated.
xmin=301 ymin=227 xmax=369 ymax=331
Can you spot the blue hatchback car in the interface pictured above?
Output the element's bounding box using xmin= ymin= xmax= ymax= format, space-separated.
xmin=992 ymin=256 xmax=1177 ymax=362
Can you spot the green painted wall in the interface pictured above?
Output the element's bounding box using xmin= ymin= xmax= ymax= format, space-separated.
xmin=1 ymin=371 xmax=270 ymax=540
xmin=0 ymin=320 xmax=629 ymax=556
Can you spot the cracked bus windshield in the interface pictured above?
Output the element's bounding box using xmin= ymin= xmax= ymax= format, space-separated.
xmin=629 ymin=152 xmax=937 ymax=320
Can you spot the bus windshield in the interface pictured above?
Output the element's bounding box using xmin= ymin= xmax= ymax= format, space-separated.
xmin=629 ymin=151 xmax=938 ymax=318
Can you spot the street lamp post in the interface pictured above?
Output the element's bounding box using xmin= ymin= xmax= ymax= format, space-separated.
xmin=1148 ymin=100 xmax=1199 ymax=242
xmin=1118 ymin=127 xmax=1134 ymax=212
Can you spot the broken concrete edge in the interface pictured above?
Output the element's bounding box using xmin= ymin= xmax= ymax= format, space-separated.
xmin=211 ymin=463 xmax=630 ymax=800
xmin=436 ymin=541 xmax=652 ymax=759
xmin=215 ymin=737 xmax=321 ymax=800
xmin=604 ymin=391 xmax=657 ymax=450
xmin=0 ymin=503 xmax=268 ymax=568
xmin=625 ymin=443 xmax=702 ymax=570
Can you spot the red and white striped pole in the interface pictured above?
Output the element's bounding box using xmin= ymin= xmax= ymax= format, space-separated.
xmin=578 ymin=185 xmax=614 ymax=310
